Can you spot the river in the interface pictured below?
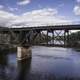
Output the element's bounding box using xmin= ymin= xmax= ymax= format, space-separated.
xmin=0 ymin=46 xmax=80 ymax=80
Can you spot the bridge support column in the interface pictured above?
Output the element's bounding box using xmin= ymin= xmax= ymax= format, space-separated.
xmin=52 ymin=30 xmax=54 ymax=46
xmin=64 ymin=30 xmax=66 ymax=47
xmin=47 ymin=30 xmax=48 ymax=45
xmin=66 ymin=30 xmax=69 ymax=47
xmin=64 ymin=30 xmax=69 ymax=47
xmin=17 ymin=46 xmax=32 ymax=60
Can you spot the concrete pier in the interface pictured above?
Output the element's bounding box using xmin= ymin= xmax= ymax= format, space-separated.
xmin=17 ymin=46 xmax=32 ymax=60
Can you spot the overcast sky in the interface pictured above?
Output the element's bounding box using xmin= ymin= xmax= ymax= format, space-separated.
xmin=0 ymin=0 xmax=80 ymax=27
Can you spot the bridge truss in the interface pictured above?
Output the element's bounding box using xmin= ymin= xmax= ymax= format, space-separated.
xmin=0 ymin=24 xmax=80 ymax=47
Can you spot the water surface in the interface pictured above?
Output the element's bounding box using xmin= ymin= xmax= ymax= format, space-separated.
xmin=0 ymin=46 xmax=80 ymax=80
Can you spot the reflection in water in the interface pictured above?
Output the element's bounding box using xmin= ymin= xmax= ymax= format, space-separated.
xmin=0 ymin=49 xmax=32 ymax=80
xmin=16 ymin=59 xmax=31 ymax=80
xmin=0 ymin=46 xmax=80 ymax=80
xmin=0 ymin=50 xmax=8 ymax=80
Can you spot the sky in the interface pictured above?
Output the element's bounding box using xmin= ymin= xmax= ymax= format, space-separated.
xmin=0 ymin=0 xmax=80 ymax=27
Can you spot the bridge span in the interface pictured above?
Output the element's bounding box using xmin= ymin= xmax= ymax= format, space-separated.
xmin=0 ymin=24 xmax=80 ymax=47
xmin=0 ymin=24 xmax=80 ymax=60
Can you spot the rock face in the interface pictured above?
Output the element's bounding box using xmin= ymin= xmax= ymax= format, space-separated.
xmin=17 ymin=46 xmax=32 ymax=60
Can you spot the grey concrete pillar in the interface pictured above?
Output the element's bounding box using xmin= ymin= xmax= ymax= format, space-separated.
xmin=17 ymin=46 xmax=32 ymax=60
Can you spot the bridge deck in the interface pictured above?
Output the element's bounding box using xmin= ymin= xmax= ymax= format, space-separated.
xmin=0 ymin=24 xmax=80 ymax=32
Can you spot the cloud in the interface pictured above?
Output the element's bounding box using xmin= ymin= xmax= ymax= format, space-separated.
xmin=74 ymin=5 xmax=80 ymax=15
xmin=23 ymin=8 xmax=58 ymax=17
xmin=0 ymin=10 xmax=18 ymax=27
xmin=9 ymin=8 xmax=72 ymax=27
xmin=17 ymin=0 xmax=30 ymax=5
xmin=0 ymin=5 xmax=4 ymax=9
xmin=0 ymin=8 xmax=73 ymax=28
xmin=8 ymin=7 xmax=18 ymax=11
xmin=77 ymin=0 xmax=80 ymax=2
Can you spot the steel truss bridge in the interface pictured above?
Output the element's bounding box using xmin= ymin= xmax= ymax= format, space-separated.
xmin=0 ymin=24 xmax=80 ymax=48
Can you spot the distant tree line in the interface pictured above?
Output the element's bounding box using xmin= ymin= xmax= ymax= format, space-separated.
xmin=68 ymin=31 xmax=80 ymax=47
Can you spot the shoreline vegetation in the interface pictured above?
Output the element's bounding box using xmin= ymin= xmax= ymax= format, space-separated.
xmin=68 ymin=31 xmax=80 ymax=51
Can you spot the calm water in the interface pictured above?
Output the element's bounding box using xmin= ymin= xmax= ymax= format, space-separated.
xmin=0 ymin=46 xmax=80 ymax=80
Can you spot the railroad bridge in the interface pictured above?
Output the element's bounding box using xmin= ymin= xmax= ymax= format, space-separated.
xmin=0 ymin=24 xmax=80 ymax=60
xmin=0 ymin=24 xmax=80 ymax=47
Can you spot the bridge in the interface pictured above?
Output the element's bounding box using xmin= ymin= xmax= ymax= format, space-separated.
xmin=0 ymin=24 xmax=80 ymax=60
xmin=0 ymin=24 xmax=80 ymax=47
